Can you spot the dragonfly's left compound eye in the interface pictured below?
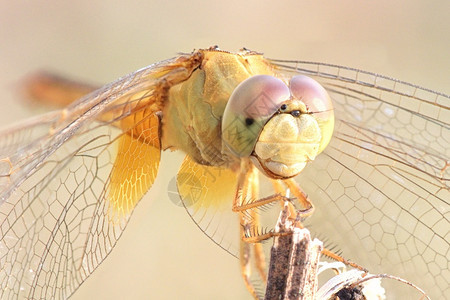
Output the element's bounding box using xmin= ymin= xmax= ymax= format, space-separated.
xmin=289 ymin=75 xmax=335 ymax=153
xmin=222 ymin=75 xmax=290 ymax=157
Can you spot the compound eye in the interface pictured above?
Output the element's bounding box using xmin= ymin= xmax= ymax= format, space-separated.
xmin=289 ymin=75 xmax=333 ymax=120
xmin=289 ymin=75 xmax=335 ymax=154
xmin=222 ymin=75 xmax=290 ymax=157
xmin=228 ymin=75 xmax=291 ymax=119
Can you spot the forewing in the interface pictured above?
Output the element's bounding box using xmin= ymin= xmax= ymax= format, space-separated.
xmin=271 ymin=59 xmax=449 ymax=298
xmin=0 ymin=53 xmax=200 ymax=299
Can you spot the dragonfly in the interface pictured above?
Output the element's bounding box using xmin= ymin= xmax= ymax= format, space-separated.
xmin=0 ymin=47 xmax=448 ymax=299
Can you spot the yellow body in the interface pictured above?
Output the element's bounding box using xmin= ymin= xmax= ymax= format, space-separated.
xmin=161 ymin=50 xmax=274 ymax=167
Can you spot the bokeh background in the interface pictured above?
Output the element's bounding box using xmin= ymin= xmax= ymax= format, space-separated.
xmin=0 ymin=1 xmax=448 ymax=299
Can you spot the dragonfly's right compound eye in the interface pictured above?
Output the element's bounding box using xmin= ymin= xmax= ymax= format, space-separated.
xmin=222 ymin=75 xmax=291 ymax=157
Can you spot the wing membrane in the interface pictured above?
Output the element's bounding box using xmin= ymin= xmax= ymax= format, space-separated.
xmin=177 ymin=155 xmax=239 ymax=257
xmin=0 ymin=53 xmax=200 ymax=299
xmin=271 ymin=59 xmax=449 ymax=298
xmin=1 ymin=120 xmax=125 ymax=299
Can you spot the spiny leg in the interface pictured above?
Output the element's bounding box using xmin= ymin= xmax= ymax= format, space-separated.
xmin=237 ymin=163 xmax=261 ymax=298
xmin=234 ymin=161 xmax=367 ymax=298
xmin=321 ymin=248 xmax=368 ymax=272
xmin=233 ymin=162 xmax=293 ymax=244
xmin=239 ymin=221 xmax=260 ymax=299
xmin=235 ymin=162 xmax=304 ymax=299
xmin=272 ymin=178 xmax=368 ymax=273
xmin=233 ymin=169 xmax=302 ymax=246
xmin=232 ymin=164 xmax=291 ymax=216
xmin=233 ymin=177 xmax=313 ymax=221
xmin=284 ymin=178 xmax=314 ymax=218
xmin=270 ymin=179 xmax=301 ymax=225
xmin=248 ymin=165 xmax=267 ymax=284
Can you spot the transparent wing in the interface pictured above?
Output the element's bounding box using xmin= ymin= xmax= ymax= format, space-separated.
xmin=0 ymin=53 xmax=200 ymax=299
xmin=270 ymin=59 xmax=449 ymax=299
xmin=177 ymin=155 xmax=239 ymax=257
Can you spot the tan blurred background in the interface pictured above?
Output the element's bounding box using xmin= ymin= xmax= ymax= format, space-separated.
xmin=0 ymin=1 xmax=448 ymax=299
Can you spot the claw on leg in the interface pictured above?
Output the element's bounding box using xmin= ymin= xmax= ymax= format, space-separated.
xmin=240 ymin=223 xmax=261 ymax=299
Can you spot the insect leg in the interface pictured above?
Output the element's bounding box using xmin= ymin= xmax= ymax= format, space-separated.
xmin=284 ymin=178 xmax=314 ymax=218
xmin=239 ymin=219 xmax=261 ymax=300
xmin=232 ymin=168 xmax=297 ymax=244
xmin=272 ymin=179 xmax=367 ymax=272
xmin=270 ymin=179 xmax=301 ymax=224
xmin=236 ymin=164 xmax=262 ymax=299
xmin=249 ymin=166 xmax=267 ymax=284
xmin=321 ymin=248 xmax=368 ymax=272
